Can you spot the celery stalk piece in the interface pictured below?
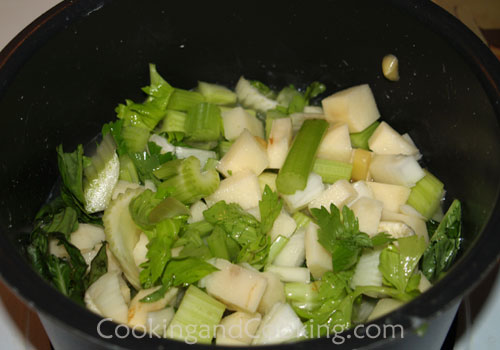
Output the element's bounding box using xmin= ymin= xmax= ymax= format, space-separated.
xmin=235 ymin=76 xmax=279 ymax=112
xmin=175 ymin=146 xmax=217 ymax=169
xmin=118 ymin=154 xmax=139 ymax=183
xmin=267 ymin=235 xmax=290 ymax=265
xmin=153 ymin=159 xmax=183 ymax=180
xmin=350 ymin=121 xmax=380 ymax=150
xmin=83 ymin=133 xmax=120 ymax=213
xmin=285 ymin=282 xmax=320 ymax=303
xmin=157 ymin=156 xmax=220 ymax=204
xmin=293 ymin=211 xmax=311 ymax=230
xmin=313 ymin=158 xmax=353 ymax=184
xmin=265 ymin=109 xmax=288 ymax=139
xmin=159 ymin=110 xmax=186 ymax=134
xmin=406 ymin=169 xmax=444 ymax=219
xmin=121 ymin=125 xmax=150 ymax=153
xmin=218 ymin=140 xmax=233 ymax=157
xmin=184 ymin=102 xmax=222 ymax=142
xmin=276 ymin=119 xmax=329 ymax=194
xmin=148 ymin=197 xmax=190 ymax=224
xmin=203 ymin=158 xmax=219 ymax=171
xmin=167 ymin=88 xmax=205 ymax=112
xmin=166 ymin=285 xmax=225 ymax=344
xmin=198 ymin=81 xmax=237 ymax=105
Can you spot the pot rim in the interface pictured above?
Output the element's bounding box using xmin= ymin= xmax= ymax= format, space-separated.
xmin=1 ymin=0 xmax=500 ymax=348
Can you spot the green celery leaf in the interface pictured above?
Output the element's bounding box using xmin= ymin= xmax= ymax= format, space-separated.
xmin=84 ymin=243 xmax=108 ymax=289
xmin=379 ymin=235 xmax=427 ymax=292
xmin=371 ymin=232 xmax=396 ymax=246
xmin=57 ymin=144 xmax=85 ymax=204
xmin=259 ymin=185 xmax=283 ymax=235
xmin=142 ymin=64 xmax=175 ymax=110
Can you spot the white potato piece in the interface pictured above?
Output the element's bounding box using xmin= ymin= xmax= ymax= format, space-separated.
xmin=305 ymin=223 xmax=332 ymax=279
xmin=216 ymin=312 xmax=262 ymax=345
xmin=70 ymin=223 xmax=105 ymax=251
xmin=321 ymin=84 xmax=380 ymax=132
xmin=316 ymin=123 xmax=352 ymax=162
xmin=308 ymin=179 xmax=357 ymax=212
xmin=266 ymin=266 xmax=311 ymax=283
xmin=204 ymin=259 xmax=268 ymax=313
xmin=187 ymin=200 xmax=208 ymax=223
xmin=351 ymin=249 xmax=383 ymax=289
xmin=377 ymin=221 xmax=415 ymax=239
xmin=367 ymin=298 xmax=404 ymax=321
xmin=85 ymin=271 xmax=129 ymax=324
xmin=222 ymin=106 xmax=264 ymax=140
xmin=350 ymin=197 xmax=384 ymax=236
xmin=217 ymin=130 xmax=269 ymax=177
xmin=273 ymin=229 xmax=306 ymax=267
xmin=347 ymin=180 xmax=375 ymax=207
xmin=369 ymin=154 xmax=425 ymax=187
xmin=381 ymin=210 xmax=429 ymax=243
xmin=205 ymin=170 xmax=261 ymax=210
xmin=418 ymin=272 xmax=432 ymax=292
xmin=258 ymin=272 xmax=286 ymax=315
xmin=366 ymin=181 xmax=411 ymax=213
xmin=368 ymin=121 xmax=419 ymax=156
xmin=128 ymin=287 xmax=178 ymax=328
xmin=267 ymin=118 xmax=292 ymax=169
xmin=269 ymin=209 xmax=297 ymax=242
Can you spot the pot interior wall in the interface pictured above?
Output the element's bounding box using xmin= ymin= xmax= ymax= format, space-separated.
xmin=0 ymin=0 xmax=499 ymax=349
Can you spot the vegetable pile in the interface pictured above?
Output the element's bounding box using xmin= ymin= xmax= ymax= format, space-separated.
xmin=25 ymin=64 xmax=462 ymax=345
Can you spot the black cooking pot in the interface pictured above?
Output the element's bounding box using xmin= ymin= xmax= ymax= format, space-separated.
xmin=1 ymin=0 xmax=499 ymax=349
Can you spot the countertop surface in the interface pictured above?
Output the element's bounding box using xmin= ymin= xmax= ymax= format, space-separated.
xmin=1 ymin=1 xmax=500 ymax=349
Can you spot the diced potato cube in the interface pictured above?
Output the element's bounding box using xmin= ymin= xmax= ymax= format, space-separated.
xmin=267 ymin=118 xmax=292 ymax=169
xmin=381 ymin=210 xmax=429 ymax=242
xmin=369 ymin=154 xmax=425 ymax=187
xmin=305 ymin=223 xmax=332 ymax=279
xmin=204 ymin=259 xmax=268 ymax=313
xmin=269 ymin=210 xmax=297 ymax=242
xmin=222 ymin=106 xmax=265 ymax=140
xmin=70 ymin=223 xmax=105 ymax=251
xmin=351 ymin=149 xmax=373 ymax=181
xmin=366 ymin=181 xmax=411 ymax=213
xmin=265 ymin=266 xmax=311 ymax=283
xmin=308 ymin=179 xmax=357 ymax=212
xmin=187 ymin=200 xmax=208 ymax=223
xmin=258 ymin=272 xmax=286 ymax=315
xmin=205 ymin=170 xmax=261 ymax=210
xmin=317 ymin=123 xmax=352 ymax=162
xmin=258 ymin=172 xmax=277 ymax=193
xmin=350 ymin=197 xmax=383 ymax=236
xmin=217 ymin=130 xmax=269 ymax=177
xmin=273 ymin=229 xmax=305 ymax=267
xmin=368 ymin=121 xmax=419 ymax=155
xmin=216 ymin=311 xmax=262 ymax=345
xmin=348 ymin=180 xmax=375 ymax=207
xmin=321 ymin=84 xmax=381 ymax=132
xmin=377 ymin=221 xmax=415 ymax=239
xmin=128 ymin=287 xmax=178 ymax=327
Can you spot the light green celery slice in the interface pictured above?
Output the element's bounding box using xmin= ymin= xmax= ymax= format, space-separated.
xmin=203 ymin=158 xmax=218 ymax=171
xmin=184 ymin=103 xmax=222 ymax=142
xmin=285 ymin=281 xmax=320 ymax=303
xmin=118 ymin=154 xmax=139 ymax=183
xmin=121 ymin=125 xmax=150 ymax=153
xmin=158 ymin=156 xmax=220 ymax=204
xmin=167 ymin=89 xmax=205 ymax=112
xmin=217 ymin=140 xmax=233 ymax=157
xmin=265 ymin=109 xmax=288 ymax=139
xmin=198 ymin=81 xmax=237 ymax=105
xmin=313 ymin=158 xmax=353 ymax=184
xmin=292 ymin=211 xmax=311 ymax=230
xmin=276 ymin=119 xmax=328 ymax=194
xmin=349 ymin=121 xmax=380 ymax=150
xmin=166 ymin=285 xmax=225 ymax=344
xmin=267 ymin=235 xmax=289 ymax=265
xmin=103 ymin=187 xmax=144 ymax=289
xmin=406 ymin=169 xmax=444 ymax=219
xmin=159 ymin=110 xmax=186 ymax=134
xmin=83 ymin=133 xmax=120 ymax=213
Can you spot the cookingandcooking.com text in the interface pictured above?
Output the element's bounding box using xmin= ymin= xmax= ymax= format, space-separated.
xmin=96 ymin=318 xmax=404 ymax=345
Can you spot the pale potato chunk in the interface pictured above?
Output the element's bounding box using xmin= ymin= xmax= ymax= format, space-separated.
xmin=305 ymin=223 xmax=332 ymax=279
xmin=257 ymin=272 xmax=286 ymax=315
xmin=128 ymin=287 xmax=178 ymax=328
xmin=368 ymin=121 xmax=419 ymax=155
xmin=308 ymin=179 xmax=357 ymax=212
xmin=267 ymin=118 xmax=292 ymax=169
xmin=366 ymin=181 xmax=411 ymax=213
xmin=321 ymin=84 xmax=380 ymax=132
xmin=381 ymin=210 xmax=429 ymax=242
xmin=317 ymin=123 xmax=352 ymax=162
xmin=204 ymin=259 xmax=268 ymax=313
xmin=216 ymin=311 xmax=262 ymax=345
xmin=350 ymin=197 xmax=384 ymax=236
xmin=269 ymin=209 xmax=297 ymax=242
xmin=217 ymin=130 xmax=269 ymax=177
xmin=222 ymin=106 xmax=264 ymax=140
xmin=369 ymin=154 xmax=425 ymax=187
xmin=205 ymin=170 xmax=261 ymax=210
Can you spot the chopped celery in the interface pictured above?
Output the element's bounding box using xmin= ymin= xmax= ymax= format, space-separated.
xmin=121 ymin=125 xmax=150 ymax=153
xmin=217 ymin=140 xmax=233 ymax=157
xmin=236 ymin=77 xmax=278 ymax=111
xmin=267 ymin=235 xmax=290 ymax=265
xmin=184 ymin=102 xmax=222 ymax=142
xmin=198 ymin=81 xmax=237 ymax=105
xmin=313 ymin=158 xmax=353 ymax=184
xmin=406 ymin=170 xmax=444 ymax=219
xmin=159 ymin=110 xmax=186 ymax=134
xmin=153 ymin=158 xmax=183 ymax=180
xmin=83 ymin=133 xmax=120 ymax=213
xmin=285 ymin=282 xmax=320 ymax=304
xmin=350 ymin=121 xmax=380 ymax=150
xmin=167 ymin=89 xmax=205 ymax=112
xmin=203 ymin=158 xmax=219 ymax=171
xmin=206 ymin=227 xmax=231 ymax=260
xmin=292 ymin=211 xmax=311 ymax=230
xmin=175 ymin=146 xmax=217 ymax=168
xmin=156 ymin=156 xmax=220 ymax=204
xmin=166 ymin=285 xmax=225 ymax=344
xmin=276 ymin=119 xmax=328 ymax=194
xmin=148 ymin=197 xmax=190 ymax=224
